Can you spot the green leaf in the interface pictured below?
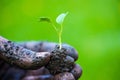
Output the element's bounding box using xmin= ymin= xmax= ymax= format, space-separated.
xmin=39 ymin=17 xmax=51 ymax=23
xmin=56 ymin=12 xmax=69 ymax=25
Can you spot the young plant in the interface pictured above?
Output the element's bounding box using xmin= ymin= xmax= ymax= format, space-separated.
xmin=40 ymin=12 xmax=69 ymax=49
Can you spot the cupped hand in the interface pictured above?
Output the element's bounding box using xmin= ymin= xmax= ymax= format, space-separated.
xmin=20 ymin=41 xmax=82 ymax=80
xmin=0 ymin=36 xmax=82 ymax=80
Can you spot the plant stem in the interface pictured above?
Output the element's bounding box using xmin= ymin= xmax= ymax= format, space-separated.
xmin=59 ymin=32 xmax=62 ymax=49
xmin=59 ymin=24 xmax=63 ymax=49
xmin=50 ymin=22 xmax=63 ymax=50
xmin=50 ymin=23 xmax=58 ymax=33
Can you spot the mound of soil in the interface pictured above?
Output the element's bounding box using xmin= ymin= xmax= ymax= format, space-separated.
xmin=45 ymin=45 xmax=74 ymax=75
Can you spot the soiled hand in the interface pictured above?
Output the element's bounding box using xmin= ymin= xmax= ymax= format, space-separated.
xmin=0 ymin=36 xmax=82 ymax=80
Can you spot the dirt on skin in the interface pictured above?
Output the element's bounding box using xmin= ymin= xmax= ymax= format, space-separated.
xmin=45 ymin=45 xmax=74 ymax=75
xmin=0 ymin=39 xmax=50 ymax=69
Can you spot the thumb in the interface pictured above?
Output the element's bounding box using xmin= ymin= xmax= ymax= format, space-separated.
xmin=0 ymin=36 xmax=51 ymax=69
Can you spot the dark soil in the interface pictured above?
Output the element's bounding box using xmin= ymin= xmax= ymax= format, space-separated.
xmin=45 ymin=45 xmax=74 ymax=75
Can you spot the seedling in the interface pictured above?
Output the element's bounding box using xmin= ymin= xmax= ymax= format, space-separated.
xmin=40 ymin=12 xmax=74 ymax=75
xmin=40 ymin=12 xmax=69 ymax=49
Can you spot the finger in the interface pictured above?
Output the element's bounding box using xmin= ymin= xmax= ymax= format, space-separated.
xmin=54 ymin=72 xmax=75 ymax=80
xmin=71 ymin=64 xmax=82 ymax=79
xmin=0 ymin=36 xmax=51 ymax=69
xmin=22 ymin=75 xmax=53 ymax=80
xmin=18 ymin=41 xmax=56 ymax=52
xmin=0 ymin=67 xmax=26 ymax=80
xmin=62 ymin=44 xmax=78 ymax=61
xmin=23 ymin=67 xmax=53 ymax=80
xmin=26 ymin=67 xmax=50 ymax=75
xmin=18 ymin=41 xmax=43 ymax=52
xmin=18 ymin=42 xmax=78 ymax=61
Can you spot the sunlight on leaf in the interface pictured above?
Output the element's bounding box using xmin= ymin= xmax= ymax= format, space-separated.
xmin=56 ymin=12 xmax=69 ymax=25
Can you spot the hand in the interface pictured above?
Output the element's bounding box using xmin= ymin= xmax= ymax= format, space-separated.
xmin=0 ymin=36 xmax=82 ymax=80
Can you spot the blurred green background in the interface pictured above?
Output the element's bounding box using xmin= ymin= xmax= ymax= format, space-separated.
xmin=0 ymin=0 xmax=120 ymax=80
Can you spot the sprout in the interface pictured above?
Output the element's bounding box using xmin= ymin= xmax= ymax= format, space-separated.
xmin=40 ymin=17 xmax=51 ymax=23
xmin=39 ymin=12 xmax=69 ymax=49
xmin=56 ymin=12 xmax=69 ymax=25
